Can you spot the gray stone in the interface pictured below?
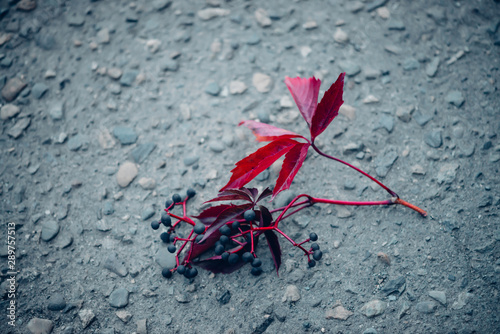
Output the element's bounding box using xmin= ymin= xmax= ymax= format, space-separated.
xmin=366 ymin=0 xmax=388 ymax=12
xmin=32 ymin=83 xmax=49 ymax=99
xmin=428 ymin=290 xmax=447 ymax=305
xmin=67 ymin=134 xmax=85 ymax=151
xmin=416 ymin=301 xmax=437 ymax=313
xmin=113 ymin=127 xmax=138 ymax=145
xmin=374 ymin=148 xmax=398 ymax=177
xmin=7 ymin=117 xmax=30 ymax=139
xmin=131 ymin=142 xmax=156 ymax=163
xmin=109 ymin=288 xmax=129 ymax=308
xmin=388 ymin=20 xmax=405 ymax=31
xmin=103 ymin=254 xmax=128 ymax=277
xmin=424 ymin=130 xmax=442 ymax=148
xmin=161 ymin=59 xmax=179 ymax=72
xmin=247 ymin=33 xmax=261 ymax=45
xmin=477 ymin=195 xmax=493 ymax=208
xmin=402 ymin=57 xmax=420 ymax=71
xmin=141 ymin=206 xmax=155 ymax=221
xmin=183 ymin=155 xmax=199 ymax=166
xmin=344 ymin=180 xmax=356 ymax=190
xmin=1 ymin=104 xmax=21 ymax=120
xmin=378 ymin=115 xmax=394 ymax=133
xmin=27 ymin=317 xmax=53 ymax=334
xmin=209 ymin=141 xmax=225 ymax=153
xmin=445 ymin=91 xmax=465 ymax=107
xmin=49 ymin=102 xmax=64 ymax=120
xmin=413 ymin=110 xmax=432 ymax=127
xmin=117 ymin=162 xmax=138 ymax=187
xmin=48 ymin=293 xmax=66 ymax=311
xmin=78 ymin=309 xmax=95 ymax=329
xmin=426 ymin=57 xmax=440 ymax=77
xmin=382 ymin=276 xmax=406 ymax=296
xmin=339 ymin=61 xmax=361 ymax=77
xmin=255 ymin=169 xmax=269 ymax=181
xmin=120 ymin=70 xmax=139 ymax=87
xmin=153 ymin=0 xmax=172 ymax=11
xmin=103 ymin=201 xmax=114 ymax=215
xmin=360 ymin=300 xmax=386 ymax=318
xmin=1 ymin=77 xmax=26 ymax=102
xmin=437 ymin=163 xmax=459 ymax=185
xmin=155 ymin=246 xmax=177 ymax=269
xmin=363 ymin=329 xmax=378 ymax=334
xmin=35 ymin=34 xmax=57 ymax=50
xmin=426 ymin=6 xmax=447 ymax=25
xmin=0 ymin=57 xmax=14 ymax=68
xmin=41 ymin=220 xmax=60 ymax=241
xmin=67 ymin=13 xmax=85 ymax=27
xmin=205 ymin=81 xmax=220 ymax=96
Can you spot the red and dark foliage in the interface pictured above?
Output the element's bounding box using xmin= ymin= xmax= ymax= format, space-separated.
xmin=152 ymin=73 xmax=427 ymax=279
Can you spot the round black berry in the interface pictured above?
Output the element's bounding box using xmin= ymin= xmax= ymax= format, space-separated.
xmin=161 ymin=212 xmax=172 ymax=226
xmin=167 ymin=245 xmax=176 ymax=253
xmin=309 ymin=232 xmax=318 ymax=242
xmin=311 ymin=243 xmax=320 ymax=251
xmin=165 ymin=199 xmax=173 ymax=209
xmin=242 ymin=252 xmax=254 ymax=263
xmin=162 ymin=268 xmax=172 ymax=278
xmin=195 ymin=235 xmax=204 ymax=243
xmin=185 ymin=267 xmax=198 ymax=278
xmin=151 ymin=221 xmax=160 ymax=230
xmin=214 ymin=244 xmax=225 ymax=255
xmin=219 ymin=225 xmax=231 ymax=236
xmin=172 ymin=193 xmax=182 ymax=203
xmin=243 ymin=210 xmax=256 ymax=222
xmin=193 ymin=223 xmax=206 ymax=235
xmin=176 ymin=265 xmax=186 ymax=275
xmin=170 ymin=234 xmax=177 ymax=243
xmin=221 ymin=252 xmax=230 ymax=262
xmin=313 ymin=250 xmax=323 ymax=261
xmin=160 ymin=232 xmax=170 ymax=243
xmin=186 ymin=188 xmax=196 ymax=198
xmin=219 ymin=235 xmax=230 ymax=245
xmin=251 ymin=258 xmax=262 ymax=268
xmin=308 ymin=259 xmax=316 ymax=268
xmin=231 ymin=221 xmax=240 ymax=230
xmin=228 ymin=253 xmax=239 ymax=265
xmin=251 ymin=267 xmax=262 ymax=276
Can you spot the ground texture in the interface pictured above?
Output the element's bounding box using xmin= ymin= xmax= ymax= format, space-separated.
xmin=0 ymin=0 xmax=499 ymax=333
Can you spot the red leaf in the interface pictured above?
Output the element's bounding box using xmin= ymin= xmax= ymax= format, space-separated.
xmin=272 ymin=142 xmax=310 ymax=198
xmin=193 ymin=204 xmax=234 ymax=225
xmin=205 ymin=189 xmax=254 ymax=204
xmin=255 ymin=187 xmax=273 ymax=203
xmin=200 ymin=203 xmax=252 ymax=243
xmin=310 ymin=72 xmax=345 ymax=140
xmin=264 ymin=230 xmax=282 ymax=275
xmin=220 ymin=138 xmax=298 ymax=192
xmin=239 ymin=120 xmax=304 ymax=142
xmin=284 ymin=76 xmax=321 ymax=126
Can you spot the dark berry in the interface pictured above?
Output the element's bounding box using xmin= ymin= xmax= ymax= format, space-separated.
xmin=308 ymin=259 xmax=316 ymax=268
xmin=219 ymin=225 xmax=231 ymax=236
xmin=309 ymin=232 xmax=318 ymax=242
xmin=172 ymin=193 xmax=182 ymax=203
xmin=231 ymin=221 xmax=240 ymax=230
xmin=176 ymin=265 xmax=186 ymax=275
xmin=214 ymin=244 xmax=225 ymax=255
xmin=193 ymin=223 xmax=205 ymax=235
xmin=170 ymin=234 xmax=177 ymax=242
xmin=311 ymin=243 xmax=320 ymax=251
xmin=161 ymin=212 xmax=172 ymax=226
xmin=162 ymin=268 xmax=172 ymax=278
xmin=228 ymin=253 xmax=239 ymax=265
xmin=221 ymin=252 xmax=230 ymax=262
xmin=187 ymin=188 xmax=196 ymax=198
xmin=165 ymin=199 xmax=173 ymax=209
xmin=160 ymin=232 xmax=170 ymax=243
xmin=219 ymin=235 xmax=230 ymax=245
xmin=242 ymin=252 xmax=254 ymax=263
xmin=251 ymin=267 xmax=262 ymax=276
xmin=195 ymin=235 xmax=204 ymax=243
xmin=215 ymin=241 xmax=222 ymax=248
xmin=167 ymin=245 xmax=176 ymax=253
xmin=313 ymin=250 xmax=323 ymax=261
xmin=151 ymin=221 xmax=160 ymax=230
xmin=251 ymin=258 xmax=262 ymax=268
xmin=185 ymin=267 xmax=198 ymax=278
xmin=243 ymin=210 xmax=256 ymax=222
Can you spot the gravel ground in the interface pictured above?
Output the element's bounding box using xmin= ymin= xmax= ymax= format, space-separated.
xmin=1 ymin=0 xmax=499 ymax=333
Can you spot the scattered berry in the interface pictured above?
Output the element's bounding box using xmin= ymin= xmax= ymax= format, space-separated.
xmin=172 ymin=193 xmax=182 ymax=203
xmin=309 ymin=232 xmax=318 ymax=242
xmin=167 ymin=245 xmax=176 ymax=253
xmin=311 ymin=243 xmax=320 ymax=251
xmin=214 ymin=244 xmax=225 ymax=255
xmin=160 ymin=232 xmax=170 ymax=243
xmin=161 ymin=212 xmax=172 ymax=226
xmin=176 ymin=265 xmax=186 ymax=275
xmin=151 ymin=221 xmax=160 ymax=230
xmin=165 ymin=199 xmax=173 ymax=209
xmin=231 ymin=221 xmax=240 ymax=230
xmin=193 ymin=223 xmax=206 ymax=235
xmin=251 ymin=258 xmax=262 ymax=268
xmin=228 ymin=253 xmax=239 ymax=265
xmin=251 ymin=267 xmax=262 ymax=276
xmin=219 ymin=235 xmax=230 ymax=245
xmin=308 ymin=259 xmax=316 ymax=268
xmin=243 ymin=209 xmax=256 ymax=222
xmin=187 ymin=188 xmax=196 ymax=198
xmin=242 ymin=252 xmax=254 ymax=263
xmin=162 ymin=268 xmax=172 ymax=278
xmin=313 ymin=250 xmax=323 ymax=261
xmin=186 ymin=267 xmax=198 ymax=278
xmin=219 ymin=225 xmax=231 ymax=236
xmin=221 ymin=252 xmax=230 ymax=262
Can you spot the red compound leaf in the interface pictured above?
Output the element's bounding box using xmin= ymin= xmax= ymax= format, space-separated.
xmin=239 ymin=120 xmax=305 ymax=142
xmin=200 ymin=203 xmax=252 ymax=243
xmin=220 ymin=138 xmax=298 ymax=192
xmin=284 ymin=76 xmax=321 ymax=126
xmin=193 ymin=204 xmax=234 ymax=225
xmin=310 ymin=72 xmax=345 ymax=140
xmin=205 ymin=189 xmax=254 ymax=204
xmin=264 ymin=230 xmax=282 ymax=275
xmin=273 ymin=142 xmax=310 ymax=198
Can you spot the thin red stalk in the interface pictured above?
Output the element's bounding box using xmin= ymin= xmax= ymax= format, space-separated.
xmin=311 ymin=143 xmax=398 ymax=198
xmin=395 ymin=198 xmax=427 ymax=217
xmin=311 ymin=197 xmax=394 ymax=207
xmin=168 ymin=212 xmax=196 ymax=226
xmin=274 ymin=227 xmax=310 ymax=255
xmin=269 ymin=199 xmax=311 ymax=213
xmin=179 ymin=230 xmax=195 ymax=265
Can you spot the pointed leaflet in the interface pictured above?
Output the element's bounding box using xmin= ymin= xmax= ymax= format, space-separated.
xmin=193 ymin=204 xmax=234 ymax=225
xmin=239 ymin=120 xmax=305 ymax=142
xmin=310 ymin=72 xmax=345 ymax=140
xmin=265 ymin=230 xmax=282 ymax=275
xmin=272 ymin=142 xmax=310 ymax=198
xmin=205 ymin=189 xmax=254 ymax=204
xmin=255 ymin=187 xmax=273 ymax=203
xmin=284 ymin=76 xmax=321 ymax=126
xmin=220 ymin=138 xmax=298 ymax=192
